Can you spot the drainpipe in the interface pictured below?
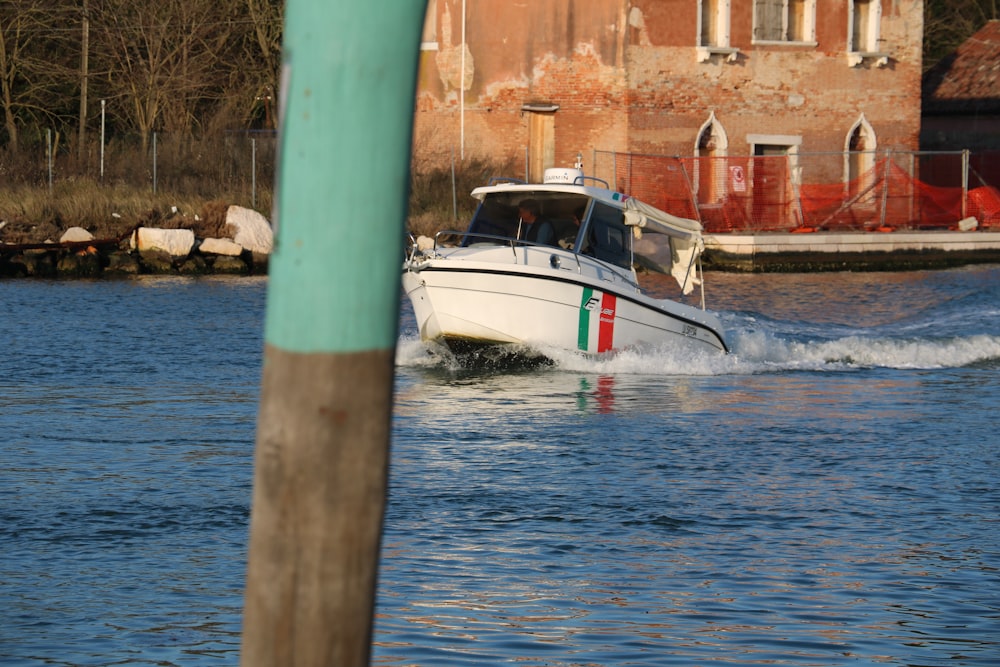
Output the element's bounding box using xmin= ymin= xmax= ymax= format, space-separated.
xmin=461 ymin=0 xmax=466 ymax=159
xmin=240 ymin=1 xmax=426 ymax=665
xmin=962 ymin=149 xmax=969 ymax=220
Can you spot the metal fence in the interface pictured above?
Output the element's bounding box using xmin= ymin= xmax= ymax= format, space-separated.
xmin=591 ymin=149 xmax=1000 ymax=233
xmin=8 ymin=135 xmax=1000 ymax=234
xmin=0 ymin=132 xmax=278 ymax=210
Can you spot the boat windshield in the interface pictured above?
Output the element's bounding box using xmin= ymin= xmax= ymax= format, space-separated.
xmin=463 ymin=191 xmax=591 ymax=249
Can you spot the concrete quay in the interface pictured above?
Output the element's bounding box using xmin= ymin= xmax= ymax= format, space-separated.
xmin=703 ymin=230 xmax=1000 ymax=272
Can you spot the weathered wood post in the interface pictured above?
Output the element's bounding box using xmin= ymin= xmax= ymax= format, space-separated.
xmin=240 ymin=1 xmax=427 ymax=665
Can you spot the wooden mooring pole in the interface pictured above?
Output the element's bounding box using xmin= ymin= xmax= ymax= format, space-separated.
xmin=240 ymin=2 xmax=426 ymax=666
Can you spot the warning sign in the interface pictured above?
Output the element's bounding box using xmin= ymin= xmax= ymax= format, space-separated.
xmin=730 ymin=165 xmax=746 ymax=193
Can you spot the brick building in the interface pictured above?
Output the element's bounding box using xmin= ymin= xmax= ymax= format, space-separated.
xmin=413 ymin=0 xmax=924 ymax=186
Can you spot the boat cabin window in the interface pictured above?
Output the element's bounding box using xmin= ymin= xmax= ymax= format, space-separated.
xmin=586 ymin=202 xmax=632 ymax=269
xmin=463 ymin=192 xmax=590 ymax=248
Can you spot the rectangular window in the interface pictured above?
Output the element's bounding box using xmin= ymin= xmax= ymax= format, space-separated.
xmin=421 ymin=0 xmax=438 ymax=50
xmin=699 ymin=0 xmax=731 ymax=48
xmin=753 ymin=0 xmax=815 ymax=43
xmin=588 ymin=203 xmax=631 ymax=269
xmin=850 ymin=0 xmax=881 ymax=52
xmin=787 ymin=0 xmax=807 ymax=42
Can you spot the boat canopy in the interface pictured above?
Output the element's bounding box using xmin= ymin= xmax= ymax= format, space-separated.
xmin=623 ymin=197 xmax=703 ymax=240
xmin=623 ymin=198 xmax=705 ymax=295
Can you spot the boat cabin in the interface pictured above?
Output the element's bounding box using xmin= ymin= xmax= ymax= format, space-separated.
xmin=463 ymin=183 xmax=634 ymax=270
xmin=452 ymin=168 xmax=707 ymax=300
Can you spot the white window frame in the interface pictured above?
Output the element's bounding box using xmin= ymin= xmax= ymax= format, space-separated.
xmin=752 ymin=0 xmax=816 ymax=45
xmin=697 ymin=0 xmax=740 ymax=62
xmin=747 ymin=133 xmax=802 ymax=185
xmin=747 ymin=134 xmax=802 ymax=155
xmin=696 ymin=111 xmax=730 ymax=157
xmin=847 ymin=0 xmax=889 ymax=67
xmin=744 ymin=135 xmax=803 ymax=229
xmin=693 ymin=111 xmax=730 ymax=202
xmin=844 ymin=114 xmax=878 ymax=197
xmin=420 ymin=0 xmax=439 ymax=51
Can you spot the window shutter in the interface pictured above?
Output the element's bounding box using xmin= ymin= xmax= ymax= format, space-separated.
xmin=754 ymin=0 xmax=784 ymax=41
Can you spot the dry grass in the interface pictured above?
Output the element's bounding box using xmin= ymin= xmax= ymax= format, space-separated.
xmin=0 ymin=153 xmax=513 ymax=244
xmin=0 ymin=178 xmax=266 ymax=244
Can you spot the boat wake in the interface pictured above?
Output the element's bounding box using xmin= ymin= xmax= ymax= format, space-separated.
xmin=396 ymin=311 xmax=1000 ymax=376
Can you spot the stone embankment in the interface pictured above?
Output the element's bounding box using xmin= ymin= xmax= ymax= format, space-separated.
xmin=703 ymin=229 xmax=1000 ymax=272
xmin=0 ymin=206 xmax=273 ymax=279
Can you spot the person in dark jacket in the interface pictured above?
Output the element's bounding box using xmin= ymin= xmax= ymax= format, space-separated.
xmin=517 ymin=199 xmax=554 ymax=245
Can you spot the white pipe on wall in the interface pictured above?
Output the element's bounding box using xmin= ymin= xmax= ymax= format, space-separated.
xmin=460 ymin=0 xmax=466 ymax=160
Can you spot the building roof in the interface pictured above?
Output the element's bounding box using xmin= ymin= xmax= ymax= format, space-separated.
xmin=923 ymin=20 xmax=1000 ymax=115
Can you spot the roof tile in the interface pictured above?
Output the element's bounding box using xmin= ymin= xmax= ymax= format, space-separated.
xmin=923 ymin=20 xmax=1000 ymax=114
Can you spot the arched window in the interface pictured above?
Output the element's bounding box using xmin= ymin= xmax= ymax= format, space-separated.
xmin=695 ymin=112 xmax=729 ymax=204
xmin=845 ymin=114 xmax=876 ymax=198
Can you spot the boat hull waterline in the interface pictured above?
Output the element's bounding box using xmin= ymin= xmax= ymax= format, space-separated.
xmin=403 ymin=250 xmax=727 ymax=363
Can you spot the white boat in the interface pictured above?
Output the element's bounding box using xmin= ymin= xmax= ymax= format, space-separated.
xmin=402 ymin=167 xmax=728 ymax=364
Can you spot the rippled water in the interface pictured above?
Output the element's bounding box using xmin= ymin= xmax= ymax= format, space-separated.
xmin=2 ymin=269 xmax=999 ymax=665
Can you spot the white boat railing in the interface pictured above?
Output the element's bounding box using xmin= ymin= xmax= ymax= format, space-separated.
xmin=417 ymin=229 xmax=643 ymax=290
xmin=425 ymin=229 xmax=581 ymax=269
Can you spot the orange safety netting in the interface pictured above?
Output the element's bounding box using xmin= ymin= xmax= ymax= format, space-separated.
xmin=968 ymin=185 xmax=1000 ymax=228
xmin=609 ymin=153 xmax=700 ymax=221
xmin=591 ymin=151 xmax=1000 ymax=234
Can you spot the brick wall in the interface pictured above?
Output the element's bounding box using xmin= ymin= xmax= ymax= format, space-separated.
xmin=413 ymin=0 xmax=924 ymax=179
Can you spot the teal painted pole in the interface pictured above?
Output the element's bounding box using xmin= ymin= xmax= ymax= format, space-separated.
xmin=241 ymin=1 xmax=427 ymax=665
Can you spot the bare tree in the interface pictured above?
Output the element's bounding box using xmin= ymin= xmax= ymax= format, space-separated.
xmin=191 ymin=0 xmax=283 ymax=134
xmin=79 ymin=0 xmax=90 ymax=158
xmin=159 ymin=0 xmax=240 ymax=135
xmin=925 ymin=0 xmax=1000 ymax=70
xmin=0 ymin=1 xmax=77 ymax=152
xmin=90 ymin=0 xmax=247 ymax=151
xmin=237 ymin=0 xmax=282 ymax=130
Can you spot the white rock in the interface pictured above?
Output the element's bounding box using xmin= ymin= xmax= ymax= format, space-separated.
xmin=200 ymin=237 xmax=244 ymax=256
xmin=226 ymin=206 xmax=273 ymax=254
xmin=60 ymin=227 xmax=94 ymax=243
xmin=130 ymin=227 xmax=195 ymax=256
xmin=957 ymin=216 xmax=978 ymax=231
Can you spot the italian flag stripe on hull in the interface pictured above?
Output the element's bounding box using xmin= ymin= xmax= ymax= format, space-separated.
xmin=597 ymin=293 xmax=616 ymax=352
xmin=577 ymin=287 xmax=594 ymax=351
xmin=577 ymin=287 xmax=617 ymax=353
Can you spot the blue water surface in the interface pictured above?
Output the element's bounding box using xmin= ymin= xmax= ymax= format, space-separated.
xmin=2 ymin=269 xmax=999 ymax=666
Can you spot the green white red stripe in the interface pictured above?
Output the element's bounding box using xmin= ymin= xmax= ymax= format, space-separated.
xmin=577 ymin=287 xmax=616 ymax=353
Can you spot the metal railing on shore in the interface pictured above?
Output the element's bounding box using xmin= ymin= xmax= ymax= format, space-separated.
xmin=1 ymin=132 xmax=277 ymax=211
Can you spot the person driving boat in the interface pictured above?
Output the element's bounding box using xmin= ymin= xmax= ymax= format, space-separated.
xmin=517 ymin=199 xmax=555 ymax=245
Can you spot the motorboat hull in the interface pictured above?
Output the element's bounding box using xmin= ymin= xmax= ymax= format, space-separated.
xmin=402 ymin=169 xmax=729 ymax=364
xmin=402 ymin=248 xmax=727 ymax=362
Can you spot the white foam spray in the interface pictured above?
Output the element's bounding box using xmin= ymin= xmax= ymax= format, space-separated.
xmin=397 ymin=327 xmax=1000 ymax=376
